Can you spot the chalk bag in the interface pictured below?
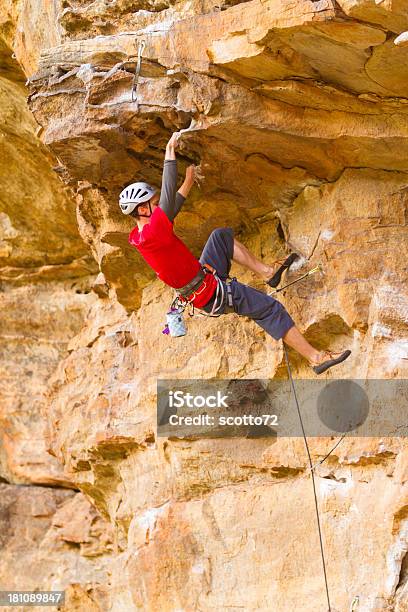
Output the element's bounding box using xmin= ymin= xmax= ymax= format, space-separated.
xmin=166 ymin=307 xmax=187 ymax=337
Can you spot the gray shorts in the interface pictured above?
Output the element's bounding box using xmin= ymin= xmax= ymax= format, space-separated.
xmin=199 ymin=227 xmax=295 ymax=341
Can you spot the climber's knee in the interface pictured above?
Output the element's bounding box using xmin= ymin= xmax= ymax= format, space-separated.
xmin=210 ymin=227 xmax=231 ymax=242
xmin=207 ymin=227 xmax=234 ymax=261
xmin=199 ymin=227 xmax=234 ymax=279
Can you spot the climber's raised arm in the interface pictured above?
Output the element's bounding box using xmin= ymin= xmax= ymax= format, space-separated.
xmin=159 ymin=132 xmax=181 ymax=222
xmin=159 ymin=132 xmax=197 ymax=222
xmin=171 ymin=165 xmax=196 ymax=219
xmin=177 ymin=165 xmax=196 ymax=199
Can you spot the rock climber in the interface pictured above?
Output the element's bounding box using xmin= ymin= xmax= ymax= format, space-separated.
xmin=120 ymin=131 xmax=351 ymax=375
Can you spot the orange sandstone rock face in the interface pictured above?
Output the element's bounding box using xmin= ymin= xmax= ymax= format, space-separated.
xmin=0 ymin=0 xmax=408 ymax=610
xmin=0 ymin=484 xmax=114 ymax=609
xmin=0 ymin=40 xmax=97 ymax=486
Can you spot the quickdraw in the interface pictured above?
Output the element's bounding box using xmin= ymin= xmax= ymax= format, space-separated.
xmin=131 ymin=39 xmax=146 ymax=107
xmin=270 ymin=265 xmax=321 ymax=295
xmin=100 ymin=38 xmax=146 ymax=110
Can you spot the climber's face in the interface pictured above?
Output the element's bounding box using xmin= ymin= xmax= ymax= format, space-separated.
xmin=136 ymin=192 xmax=160 ymax=218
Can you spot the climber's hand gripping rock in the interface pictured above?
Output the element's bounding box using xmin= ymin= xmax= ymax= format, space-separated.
xmin=185 ymin=164 xmax=197 ymax=185
xmin=166 ymin=131 xmax=182 ymax=150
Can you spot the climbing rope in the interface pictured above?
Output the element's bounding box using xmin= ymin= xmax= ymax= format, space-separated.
xmin=283 ymin=342 xmax=332 ymax=612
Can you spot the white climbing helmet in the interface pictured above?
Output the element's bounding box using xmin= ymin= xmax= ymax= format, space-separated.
xmin=119 ymin=181 xmax=157 ymax=215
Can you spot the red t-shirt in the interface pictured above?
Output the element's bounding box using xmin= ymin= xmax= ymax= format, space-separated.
xmin=128 ymin=206 xmax=217 ymax=308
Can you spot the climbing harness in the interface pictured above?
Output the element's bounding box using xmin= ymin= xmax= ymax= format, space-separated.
xmin=205 ymin=275 xmax=235 ymax=317
xmin=225 ymin=281 xmax=234 ymax=312
xmin=161 ymin=265 xmax=234 ymax=335
xmin=270 ymin=265 xmax=321 ymax=295
xmin=201 ymin=275 xmax=226 ymax=317
xmin=283 ymin=343 xmax=333 ymax=612
xmin=177 ymin=263 xmax=231 ymax=318
xmin=176 ymin=266 xmax=208 ymax=300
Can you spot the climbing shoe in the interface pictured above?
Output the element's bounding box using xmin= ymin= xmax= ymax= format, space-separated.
xmin=266 ymin=253 xmax=300 ymax=288
xmin=310 ymin=350 xmax=352 ymax=375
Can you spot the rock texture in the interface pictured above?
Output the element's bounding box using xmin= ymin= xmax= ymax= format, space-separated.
xmin=0 ymin=0 xmax=408 ymax=610
xmin=0 ymin=484 xmax=114 ymax=609
xmin=0 ymin=7 xmax=110 ymax=606
xmin=0 ymin=35 xmax=97 ymax=486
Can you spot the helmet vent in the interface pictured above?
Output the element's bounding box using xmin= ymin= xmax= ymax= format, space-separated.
xmin=118 ymin=181 xmax=156 ymax=214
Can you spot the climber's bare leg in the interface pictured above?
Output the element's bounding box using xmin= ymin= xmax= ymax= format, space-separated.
xmin=282 ymin=325 xmax=321 ymax=363
xmin=232 ymin=241 xmax=347 ymax=367
xmin=281 ymin=325 xmax=349 ymax=367
xmin=233 ymin=238 xmax=283 ymax=281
